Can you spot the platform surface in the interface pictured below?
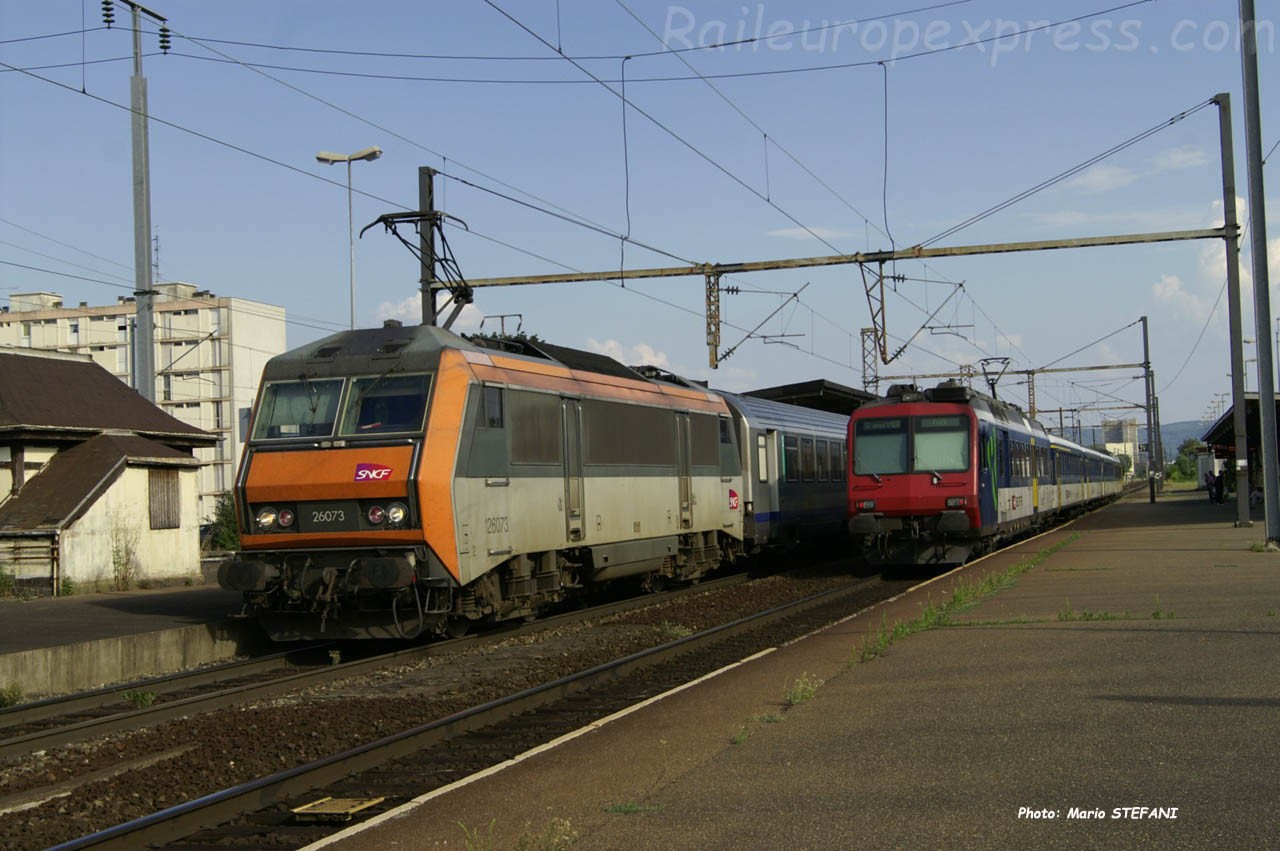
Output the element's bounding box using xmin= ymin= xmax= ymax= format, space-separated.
xmin=315 ymin=487 xmax=1280 ymax=850
xmin=0 ymin=584 xmax=244 ymax=654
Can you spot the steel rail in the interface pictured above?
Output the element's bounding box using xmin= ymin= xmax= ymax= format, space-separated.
xmin=0 ymin=575 xmax=748 ymax=763
xmin=50 ymin=574 xmax=872 ymax=851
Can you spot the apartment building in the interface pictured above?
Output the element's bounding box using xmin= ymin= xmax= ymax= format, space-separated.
xmin=0 ymin=284 xmax=285 ymax=518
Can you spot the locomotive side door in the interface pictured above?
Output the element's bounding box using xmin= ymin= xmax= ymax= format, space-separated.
xmin=563 ymin=398 xmax=584 ymax=542
xmin=676 ymin=412 xmax=694 ymax=529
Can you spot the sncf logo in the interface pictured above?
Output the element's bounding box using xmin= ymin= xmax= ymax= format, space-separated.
xmin=728 ymin=489 xmax=740 ymax=511
xmin=354 ymin=463 xmax=393 ymax=482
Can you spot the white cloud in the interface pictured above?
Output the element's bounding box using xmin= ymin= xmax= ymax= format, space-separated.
xmin=767 ymin=226 xmax=857 ymax=241
xmin=585 ymin=337 xmax=670 ymax=369
xmin=375 ymin=292 xmax=484 ymax=333
xmin=1066 ymin=164 xmax=1139 ymax=193
xmin=1151 ymin=272 xmax=1206 ymax=320
xmin=1149 ymin=145 xmax=1209 ymax=172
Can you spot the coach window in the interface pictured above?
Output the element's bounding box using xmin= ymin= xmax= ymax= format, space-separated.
xmin=483 ymin=385 xmax=504 ymax=429
xmin=800 ymin=438 xmax=816 ymax=481
xmin=815 ymin=440 xmax=829 ymax=481
xmin=784 ymin=435 xmax=800 ymax=482
xmin=756 ymin=434 xmax=769 ymax=483
xmin=830 ymin=442 xmax=844 ymax=482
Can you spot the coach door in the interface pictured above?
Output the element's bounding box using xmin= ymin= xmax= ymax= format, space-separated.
xmin=563 ymin=398 xmax=584 ymax=542
xmin=676 ymin=412 xmax=693 ymax=529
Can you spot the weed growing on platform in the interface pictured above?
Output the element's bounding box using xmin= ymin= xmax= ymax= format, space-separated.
xmin=754 ymin=713 xmax=783 ymax=724
xmin=515 ymin=817 xmax=578 ymax=850
xmin=459 ymin=819 xmax=496 ymax=851
xmin=783 ymin=673 xmax=824 ymax=706
xmin=121 ymin=689 xmax=155 ymax=709
xmin=0 ymin=572 xmax=14 ymax=598
xmin=854 ymin=533 xmax=1082 ymax=663
xmin=605 ymin=802 xmax=664 ymax=814
xmin=1058 ymin=599 xmax=1125 ymax=621
xmin=0 ymin=683 xmax=22 ymax=708
xmin=730 ymin=725 xmax=751 ymax=745
xmin=59 ymin=577 xmax=77 ymax=596
xmin=1151 ymin=595 xmax=1176 ymax=619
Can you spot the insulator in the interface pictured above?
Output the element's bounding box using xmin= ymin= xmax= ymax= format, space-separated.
xmin=722 ymin=285 xmax=740 ymax=295
xmin=158 ymin=25 xmax=171 ymax=53
xmin=101 ymin=0 xmax=115 ymax=27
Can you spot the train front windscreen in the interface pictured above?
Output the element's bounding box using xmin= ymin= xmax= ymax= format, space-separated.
xmin=853 ymin=414 xmax=970 ymax=476
xmin=252 ymin=373 xmax=433 ymax=441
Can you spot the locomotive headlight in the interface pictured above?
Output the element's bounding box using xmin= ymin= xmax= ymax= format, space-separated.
xmin=277 ymin=508 xmax=295 ymax=528
xmin=255 ymin=507 xmax=278 ymax=531
xmin=946 ymin=497 xmax=968 ymax=508
xmin=386 ymin=502 xmax=408 ymax=527
xmin=367 ymin=505 xmax=386 ymax=525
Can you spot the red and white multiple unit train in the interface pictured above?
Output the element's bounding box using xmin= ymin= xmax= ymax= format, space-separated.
xmin=846 ymin=381 xmax=1124 ymax=565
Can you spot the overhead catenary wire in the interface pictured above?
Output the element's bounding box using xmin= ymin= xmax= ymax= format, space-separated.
xmin=922 ymin=97 xmax=1216 ymax=247
xmin=56 ymin=1 xmax=973 ymax=64
xmin=483 ymin=0 xmax=851 ymax=257
xmin=88 ymin=1 xmax=1152 ymax=87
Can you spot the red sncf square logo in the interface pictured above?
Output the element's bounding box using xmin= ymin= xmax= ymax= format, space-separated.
xmin=354 ymin=463 xmax=393 ymax=482
xmin=728 ymin=489 xmax=740 ymax=510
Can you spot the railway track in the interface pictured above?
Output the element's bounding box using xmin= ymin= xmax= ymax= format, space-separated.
xmin=0 ymin=574 xmax=752 ymax=767
xmin=47 ymin=569 xmax=900 ymax=850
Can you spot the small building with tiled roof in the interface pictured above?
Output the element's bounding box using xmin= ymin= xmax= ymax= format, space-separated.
xmin=0 ymin=348 xmax=216 ymax=594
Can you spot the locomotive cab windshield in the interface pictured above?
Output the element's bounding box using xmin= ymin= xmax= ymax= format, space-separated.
xmin=252 ymin=372 xmax=433 ymax=440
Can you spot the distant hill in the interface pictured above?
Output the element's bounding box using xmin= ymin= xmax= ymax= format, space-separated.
xmin=1142 ymin=421 xmax=1210 ymax=462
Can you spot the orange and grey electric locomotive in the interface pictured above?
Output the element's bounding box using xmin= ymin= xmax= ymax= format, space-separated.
xmin=219 ymin=325 xmax=747 ymax=639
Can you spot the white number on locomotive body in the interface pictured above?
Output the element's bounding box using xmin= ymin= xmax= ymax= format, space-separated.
xmin=311 ymin=509 xmax=346 ymax=524
xmin=485 ymin=516 xmax=509 ymax=534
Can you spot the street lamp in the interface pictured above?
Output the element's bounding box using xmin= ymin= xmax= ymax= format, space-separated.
xmin=316 ymin=146 xmax=382 ymax=329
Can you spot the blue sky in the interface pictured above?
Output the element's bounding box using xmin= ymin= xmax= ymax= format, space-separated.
xmin=2 ymin=0 xmax=1277 ymax=427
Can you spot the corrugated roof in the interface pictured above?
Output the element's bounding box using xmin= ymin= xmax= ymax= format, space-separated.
xmin=0 ymin=351 xmax=211 ymax=441
xmin=0 ymin=433 xmax=196 ymax=531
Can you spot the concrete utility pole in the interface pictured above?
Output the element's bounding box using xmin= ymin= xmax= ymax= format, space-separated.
xmin=1239 ymin=0 xmax=1280 ymax=544
xmin=1215 ymin=93 xmax=1254 ymax=527
xmin=114 ymin=1 xmax=167 ymax=402
xmin=1141 ymin=316 xmax=1157 ymax=503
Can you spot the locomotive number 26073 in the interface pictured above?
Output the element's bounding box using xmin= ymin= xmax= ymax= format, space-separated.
xmin=485 ymin=516 xmax=509 ymax=534
xmin=312 ymin=509 xmax=346 ymax=524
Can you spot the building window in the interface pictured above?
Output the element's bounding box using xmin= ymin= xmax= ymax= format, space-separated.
xmin=148 ymin=468 xmax=181 ymax=530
